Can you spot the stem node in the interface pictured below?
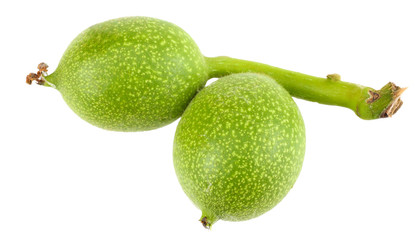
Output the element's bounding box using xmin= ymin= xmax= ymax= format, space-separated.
xmin=326 ymin=73 xmax=341 ymax=81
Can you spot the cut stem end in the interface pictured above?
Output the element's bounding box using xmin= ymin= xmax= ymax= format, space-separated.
xmin=357 ymin=82 xmax=406 ymax=120
xmin=380 ymin=84 xmax=407 ymax=118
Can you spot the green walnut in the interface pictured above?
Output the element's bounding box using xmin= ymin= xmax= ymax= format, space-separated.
xmin=173 ymin=73 xmax=306 ymax=228
xmin=27 ymin=17 xmax=404 ymax=131
xmin=29 ymin=17 xmax=208 ymax=131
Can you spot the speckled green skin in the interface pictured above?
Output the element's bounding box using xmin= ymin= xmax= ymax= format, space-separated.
xmin=173 ymin=73 xmax=306 ymax=226
xmin=46 ymin=17 xmax=208 ymax=131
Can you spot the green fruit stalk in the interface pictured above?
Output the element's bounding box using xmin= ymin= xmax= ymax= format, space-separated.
xmin=27 ymin=17 xmax=405 ymax=131
xmin=173 ymin=73 xmax=306 ymax=228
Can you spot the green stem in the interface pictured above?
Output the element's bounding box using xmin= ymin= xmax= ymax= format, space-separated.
xmin=205 ymin=56 xmax=405 ymax=120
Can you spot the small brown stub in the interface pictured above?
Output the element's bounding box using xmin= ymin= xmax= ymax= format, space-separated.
xmin=38 ymin=62 xmax=49 ymax=73
xmin=200 ymin=217 xmax=210 ymax=229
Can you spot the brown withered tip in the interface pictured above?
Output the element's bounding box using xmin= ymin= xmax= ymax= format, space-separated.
xmin=26 ymin=73 xmax=39 ymax=85
xmin=38 ymin=62 xmax=49 ymax=73
xmin=26 ymin=63 xmax=48 ymax=85
xmin=26 ymin=76 xmax=32 ymax=84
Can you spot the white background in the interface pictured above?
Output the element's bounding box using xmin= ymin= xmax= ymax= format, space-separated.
xmin=1 ymin=0 xmax=418 ymax=239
